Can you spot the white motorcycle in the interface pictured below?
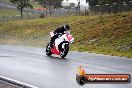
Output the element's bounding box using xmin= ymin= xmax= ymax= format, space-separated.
xmin=46 ymin=31 xmax=74 ymax=58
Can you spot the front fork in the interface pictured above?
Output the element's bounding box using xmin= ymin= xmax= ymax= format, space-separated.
xmin=62 ymin=43 xmax=69 ymax=49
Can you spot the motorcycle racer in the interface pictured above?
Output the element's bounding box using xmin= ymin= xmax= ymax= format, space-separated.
xmin=50 ymin=24 xmax=70 ymax=48
xmin=46 ymin=27 xmax=74 ymax=58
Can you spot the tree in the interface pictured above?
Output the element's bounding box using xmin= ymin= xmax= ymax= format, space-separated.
xmin=86 ymin=0 xmax=99 ymax=6
xmin=86 ymin=0 xmax=130 ymax=6
xmin=36 ymin=0 xmax=62 ymax=16
xmin=10 ymin=0 xmax=33 ymax=18
xmin=36 ymin=0 xmax=62 ymax=8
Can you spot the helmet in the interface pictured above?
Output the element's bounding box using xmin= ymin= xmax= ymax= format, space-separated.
xmin=64 ymin=24 xmax=70 ymax=31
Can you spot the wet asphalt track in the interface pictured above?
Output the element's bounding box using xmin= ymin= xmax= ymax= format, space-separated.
xmin=0 ymin=45 xmax=132 ymax=88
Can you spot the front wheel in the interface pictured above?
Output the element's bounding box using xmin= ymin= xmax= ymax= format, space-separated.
xmin=46 ymin=43 xmax=52 ymax=56
xmin=60 ymin=44 xmax=69 ymax=58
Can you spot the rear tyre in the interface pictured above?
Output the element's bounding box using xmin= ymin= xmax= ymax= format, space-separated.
xmin=60 ymin=44 xmax=69 ymax=58
xmin=46 ymin=43 xmax=52 ymax=56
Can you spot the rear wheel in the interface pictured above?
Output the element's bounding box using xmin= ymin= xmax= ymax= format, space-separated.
xmin=46 ymin=43 xmax=52 ymax=56
xmin=60 ymin=44 xmax=69 ymax=58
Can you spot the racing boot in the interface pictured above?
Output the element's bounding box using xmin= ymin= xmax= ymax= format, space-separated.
xmin=50 ymin=41 xmax=53 ymax=48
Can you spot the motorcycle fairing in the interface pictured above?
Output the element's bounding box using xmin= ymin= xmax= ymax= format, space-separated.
xmin=51 ymin=46 xmax=60 ymax=55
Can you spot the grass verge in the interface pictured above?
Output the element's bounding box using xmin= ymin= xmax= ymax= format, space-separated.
xmin=0 ymin=12 xmax=132 ymax=58
xmin=0 ymin=8 xmax=20 ymax=17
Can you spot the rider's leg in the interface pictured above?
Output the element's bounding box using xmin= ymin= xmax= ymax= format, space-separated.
xmin=50 ymin=35 xmax=58 ymax=47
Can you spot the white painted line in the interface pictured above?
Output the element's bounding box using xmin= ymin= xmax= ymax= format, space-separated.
xmin=0 ymin=75 xmax=38 ymax=88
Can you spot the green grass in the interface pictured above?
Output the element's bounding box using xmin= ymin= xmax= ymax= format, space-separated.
xmin=0 ymin=8 xmax=32 ymax=17
xmin=0 ymin=16 xmax=90 ymax=46
xmin=0 ymin=8 xmax=20 ymax=16
xmin=0 ymin=1 xmax=41 ymax=17
xmin=0 ymin=12 xmax=132 ymax=58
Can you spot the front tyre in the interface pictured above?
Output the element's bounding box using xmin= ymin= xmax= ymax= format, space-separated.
xmin=60 ymin=44 xmax=69 ymax=58
xmin=46 ymin=43 xmax=52 ymax=56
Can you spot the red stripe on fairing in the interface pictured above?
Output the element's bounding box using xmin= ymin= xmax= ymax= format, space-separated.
xmin=66 ymin=34 xmax=73 ymax=41
xmin=51 ymin=46 xmax=60 ymax=55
